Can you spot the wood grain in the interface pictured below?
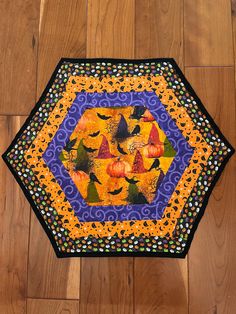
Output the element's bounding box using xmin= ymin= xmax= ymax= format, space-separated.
xmin=134 ymin=258 xmax=188 ymax=314
xmin=0 ymin=116 xmax=30 ymax=314
xmin=134 ymin=1 xmax=188 ymax=313
xmin=233 ymin=0 xmax=236 ymax=77
xmin=185 ymin=67 xmax=236 ymax=313
xmin=79 ymin=258 xmax=133 ymax=314
xmin=37 ymin=0 xmax=87 ymax=96
xmin=0 ymin=1 xmax=40 ymax=115
xmin=27 ymin=0 xmax=87 ymax=299
xmin=79 ymin=2 xmax=135 ymax=313
xmin=87 ymin=0 xmax=135 ymax=58
xmin=27 ymin=298 xmax=79 ymax=314
xmin=184 ymin=0 xmax=234 ymax=66
xmin=135 ymin=0 xmax=183 ymax=68
xmin=28 ymin=213 xmax=81 ymax=299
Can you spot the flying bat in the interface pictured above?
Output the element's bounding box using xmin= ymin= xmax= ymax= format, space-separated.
xmin=108 ymin=187 xmax=123 ymax=195
xmin=117 ymin=143 xmax=127 ymax=155
xmin=89 ymin=130 xmax=100 ymax=137
xmin=83 ymin=144 xmax=97 ymax=153
xmin=125 ymin=176 xmax=139 ymax=184
xmin=97 ymin=112 xmax=112 ymax=120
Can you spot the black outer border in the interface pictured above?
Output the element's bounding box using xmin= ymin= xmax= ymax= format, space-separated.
xmin=2 ymin=57 xmax=235 ymax=259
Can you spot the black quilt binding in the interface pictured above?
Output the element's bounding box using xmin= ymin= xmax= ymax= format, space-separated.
xmin=2 ymin=58 xmax=235 ymax=258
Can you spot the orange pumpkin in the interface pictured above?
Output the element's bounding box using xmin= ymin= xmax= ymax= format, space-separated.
xmin=107 ymin=159 xmax=131 ymax=178
xmin=143 ymin=143 xmax=164 ymax=158
xmin=70 ymin=170 xmax=89 ymax=184
xmin=142 ymin=109 xmax=155 ymax=122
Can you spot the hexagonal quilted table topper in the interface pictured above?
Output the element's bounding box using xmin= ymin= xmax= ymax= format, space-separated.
xmin=2 ymin=59 xmax=234 ymax=258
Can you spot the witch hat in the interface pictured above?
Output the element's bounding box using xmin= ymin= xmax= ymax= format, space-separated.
xmin=148 ymin=124 xmax=162 ymax=145
xmin=115 ymin=114 xmax=131 ymax=139
xmin=96 ymin=135 xmax=116 ymax=159
xmin=132 ymin=150 xmax=147 ymax=173
xmin=74 ymin=139 xmax=90 ymax=173
xmin=126 ymin=182 xmax=139 ymax=204
xmin=126 ymin=182 xmax=149 ymax=204
xmin=85 ymin=180 xmax=102 ymax=203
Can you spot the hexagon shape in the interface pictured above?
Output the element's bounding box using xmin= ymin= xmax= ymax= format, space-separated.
xmin=43 ymin=91 xmax=193 ymax=223
xmin=60 ymin=105 xmax=176 ymax=207
xmin=2 ymin=58 xmax=234 ymax=258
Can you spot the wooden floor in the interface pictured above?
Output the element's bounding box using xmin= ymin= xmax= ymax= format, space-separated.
xmin=0 ymin=1 xmax=235 ymax=313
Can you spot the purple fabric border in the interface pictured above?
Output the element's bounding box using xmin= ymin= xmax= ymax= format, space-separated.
xmin=43 ymin=91 xmax=193 ymax=222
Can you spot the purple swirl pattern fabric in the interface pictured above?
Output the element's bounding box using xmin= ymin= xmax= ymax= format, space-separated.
xmin=43 ymin=91 xmax=193 ymax=222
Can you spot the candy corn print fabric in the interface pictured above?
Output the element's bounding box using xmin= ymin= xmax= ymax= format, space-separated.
xmin=2 ymin=58 xmax=234 ymax=258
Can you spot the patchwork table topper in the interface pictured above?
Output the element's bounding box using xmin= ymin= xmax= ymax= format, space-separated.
xmin=3 ymin=58 xmax=234 ymax=258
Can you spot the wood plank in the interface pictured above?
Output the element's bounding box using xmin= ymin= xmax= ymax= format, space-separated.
xmin=0 ymin=1 xmax=40 ymax=115
xmin=28 ymin=213 xmax=81 ymax=299
xmin=27 ymin=0 xmax=87 ymax=299
xmin=134 ymin=259 xmax=188 ymax=314
xmin=232 ymin=0 xmax=236 ymax=76
xmin=37 ymin=0 xmax=87 ymax=96
xmin=79 ymin=1 xmax=135 ymax=313
xmin=0 ymin=116 xmax=30 ymax=314
xmin=80 ymin=258 xmax=133 ymax=314
xmin=134 ymin=1 xmax=188 ymax=313
xmin=135 ymin=0 xmax=183 ymax=68
xmin=27 ymin=298 xmax=79 ymax=314
xmin=185 ymin=67 xmax=236 ymax=313
xmin=87 ymin=0 xmax=135 ymax=58
xmin=184 ymin=0 xmax=234 ymax=66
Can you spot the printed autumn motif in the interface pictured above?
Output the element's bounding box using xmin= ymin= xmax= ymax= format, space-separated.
xmin=4 ymin=59 xmax=233 ymax=258
xmin=61 ymin=106 xmax=176 ymax=206
xmin=96 ymin=135 xmax=115 ymax=159
xmin=132 ymin=150 xmax=147 ymax=173
xmin=107 ymin=158 xmax=131 ymax=178
xmin=143 ymin=124 xmax=164 ymax=158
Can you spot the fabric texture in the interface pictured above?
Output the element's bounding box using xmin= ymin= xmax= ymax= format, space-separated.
xmin=2 ymin=58 xmax=234 ymax=258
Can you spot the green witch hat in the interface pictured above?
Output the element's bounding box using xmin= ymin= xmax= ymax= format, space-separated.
xmin=85 ymin=173 xmax=102 ymax=203
xmin=74 ymin=139 xmax=90 ymax=173
xmin=85 ymin=180 xmax=102 ymax=203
